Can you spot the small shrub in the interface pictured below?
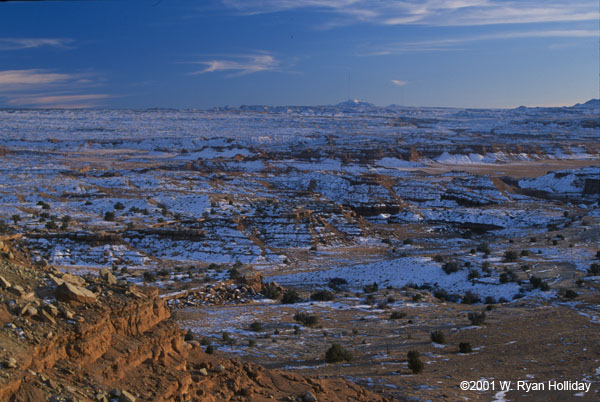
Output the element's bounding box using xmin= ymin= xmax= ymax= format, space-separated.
xmin=114 ymin=202 xmax=125 ymax=210
xmin=467 ymin=270 xmax=480 ymax=280
xmin=293 ymin=312 xmax=318 ymax=326
xmin=564 ymin=289 xmax=578 ymax=299
xmin=462 ymin=291 xmax=480 ymax=305
xmin=184 ymin=331 xmax=194 ymax=341
xmin=228 ymin=267 xmax=241 ymax=280
xmin=377 ymin=301 xmax=388 ymax=309
xmin=588 ymin=263 xmax=600 ymax=276
xmin=442 ymin=262 xmax=459 ymax=274
xmin=530 ymin=237 xmax=537 ymax=243
xmin=520 ymin=249 xmax=530 ymax=256
xmin=433 ymin=289 xmax=460 ymax=302
xmin=37 ymin=201 xmax=50 ymax=210
xmin=325 ymin=343 xmax=352 ymax=363
xmin=390 ymin=311 xmax=406 ymax=319
xmin=499 ymin=272 xmax=509 ymax=284
xmin=45 ymin=221 xmax=58 ymax=230
xmin=477 ymin=243 xmax=491 ymax=254
xmin=104 ymin=211 xmax=115 ymax=221
xmin=540 ymin=282 xmax=550 ymax=291
xmin=363 ymin=282 xmax=378 ymax=293
xmin=205 ymin=345 xmax=214 ymax=354
xmin=484 ymin=296 xmax=497 ymax=305
xmin=407 ymin=350 xmax=424 ymax=374
xmin=412 ymin=293 xmax=422 ymax=302
xmin=468 ymin=311 xmax=486 ymax=326
xmin=200 ymin=337 xmax=210 ymax=346
xmin=459 ymin=342 xmax=472 ymax=353
xmin=430 ymin=330 xmax=445 ymax=344
xmin=530 ymin=276 xmax=543 ymax=289
xmin=248 ymin=339 xmax=257 ymax=347
xmin=403 ymin=238 xmax=413 ymax=245
xmin=503 ymin=250 xmax=518 ymax=262
xmin=249 ymin=321 xmax=263 ymax=332
xmin=222 ymin=332 xmax=230 ymax=342
xmin=310 ymin=290 xmax=335 ymax=301
xmin=143 ymin=272 xmax=156 ymax=282
xmin=327 ymin=277 xmax=348 ymax=291
xmin=433 ymin=255 xmax=444 ymax=263
xmin=281 ymin=289 xmax=302 ymax=304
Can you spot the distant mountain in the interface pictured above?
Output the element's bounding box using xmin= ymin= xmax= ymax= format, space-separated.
xmin=578 ymin=99 xmax=600 ymax=107
xmin=334 ymin=99 xmax=376 ymax=108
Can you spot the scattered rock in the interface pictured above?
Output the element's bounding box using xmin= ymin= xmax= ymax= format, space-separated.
xmin=56 ymin=282 xmax=97 ymax=304
xmin=61 ymin=273 xmax=87 ymax=287
xmin=214 ymin=364 xmax=225 ymax=373
xmin=95 ymin=392 xmax=109 ymax=402
xmin=6 ymin=357 xmax=17 ymax=369
xmin=43 ymin=303 xmax=59 ymax=316
xmin=20 ymin=304 xmax=38 ymax=317
xmin=8 ymin=285 xmax=35 ymax=301
xmin=303 ymin=391 xmax=318 ymax=402
xmin=99 ymin=269 xmax=117 ymax=285
xmin=0 ymin=275 xmax=11 ymax=289
xmin=120 ymin=390 xmax=136 ymax=402
xmin=40 ymin=310 xmax=56 ymax=324
xmin=198 ymin=368 xmax=208 ymax=376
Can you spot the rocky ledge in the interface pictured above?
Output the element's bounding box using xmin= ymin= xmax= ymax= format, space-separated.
xmin=0 ymin=239 xmax=391 ymax=402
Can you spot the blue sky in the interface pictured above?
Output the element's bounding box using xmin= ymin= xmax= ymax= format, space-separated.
xmin=0 ymin=0 xmax=598 ymax=108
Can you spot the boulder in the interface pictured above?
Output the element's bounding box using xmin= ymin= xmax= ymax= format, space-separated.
xmin=56 ymin=282 xmax=97 ymax=304
xmin=62 ymin=273 xmax=87 ymax=287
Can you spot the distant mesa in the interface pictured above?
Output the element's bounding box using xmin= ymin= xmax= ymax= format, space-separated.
xmin=514 ymin=99 xmax=599 ymax=110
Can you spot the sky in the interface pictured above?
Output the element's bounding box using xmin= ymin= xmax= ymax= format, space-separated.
xmin=0 ymin=0 xmax=598 ymax=109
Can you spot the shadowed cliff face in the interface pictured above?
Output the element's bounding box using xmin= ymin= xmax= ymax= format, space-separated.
xmin=0 ymin=239 xmax=391 ymax=402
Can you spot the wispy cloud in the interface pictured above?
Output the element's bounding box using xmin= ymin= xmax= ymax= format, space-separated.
xmin=391 ymin=79 xmax=407 ymax=87
xmin=221 ymin=0 xmax=599 ymax=27
xmin=6 ymin=94 xmax=110 ymax=108
xmin=368 ymin=29 xmax=599 ymax=55
xmin=0 ymin=69 xmax=72 ymax=89
xmin=0 ymin=69 xmax=111 ymax=108
xmin=190 ymin=53 xmax=279 ymax=76
xmin=0 ymin=38 xmax=72 ymax=51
